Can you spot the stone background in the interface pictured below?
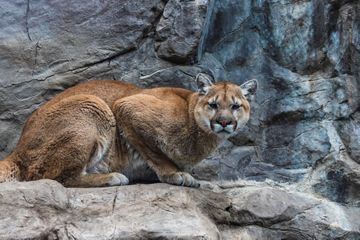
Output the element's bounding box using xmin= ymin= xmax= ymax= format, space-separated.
xmin=0 ymin=0 xmax=359 ymax=238
xmin=0 ymin=0 xmax=359 ymax=209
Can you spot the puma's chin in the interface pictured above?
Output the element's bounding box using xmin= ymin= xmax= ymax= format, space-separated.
xmin=214 ymin=131 xmax=233 ymax=139
xmin=212 ymin=123 xmax=236 ymax=138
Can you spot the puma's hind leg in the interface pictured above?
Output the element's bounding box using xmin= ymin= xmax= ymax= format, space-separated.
xmin=59 ymin=135 xmax=130 ymax=188
xmin=62 ymin=132 xmax=129 ymax=187
xmin=14 ymin=94 xmax=128 ymax=187
xmin=0 ymin=154 xmax=20 ymax=183
xmin=64 ymin=172 xmax=129 ymax=187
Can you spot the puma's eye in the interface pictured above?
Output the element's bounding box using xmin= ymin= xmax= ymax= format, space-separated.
xmin=232 ymin=104 xmax=241 ymax=110
xmin=208 ymin=103 xmax=218 ymax=109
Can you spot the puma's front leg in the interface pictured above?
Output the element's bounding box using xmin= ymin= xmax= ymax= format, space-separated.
xmin=113 ymin=95 xmax=200 ymax=188
xmin=141 ymin=148 xmax=200 ymax=188
xmin=158 ymin=172 xmax=200 ymax=188
xmin=124 ymin=138 xmax=200 ymax=188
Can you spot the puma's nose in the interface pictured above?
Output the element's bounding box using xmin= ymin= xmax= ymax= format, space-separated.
xmin=216 ymin=119 xmax=232 ymax=127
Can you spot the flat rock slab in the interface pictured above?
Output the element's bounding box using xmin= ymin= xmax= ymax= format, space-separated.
xmin=0 ymin=180 xmax=359 ymax=239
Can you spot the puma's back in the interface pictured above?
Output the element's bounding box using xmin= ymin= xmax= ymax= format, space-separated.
xmin=46 ymin=80 xmax=140 ymax=108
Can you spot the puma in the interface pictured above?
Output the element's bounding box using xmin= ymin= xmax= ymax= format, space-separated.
xmin=0 ymin=74 xmax=257 ymax=188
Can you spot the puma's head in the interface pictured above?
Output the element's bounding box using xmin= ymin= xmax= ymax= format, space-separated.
xmin=194 ymin=73 xmax=257 ymax=138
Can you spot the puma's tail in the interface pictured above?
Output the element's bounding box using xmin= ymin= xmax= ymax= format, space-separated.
xmin=0 ymin=154 xmax=20 ymax=183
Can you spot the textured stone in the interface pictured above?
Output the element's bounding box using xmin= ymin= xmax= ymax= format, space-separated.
xmin=0 ymin=180 xmax=220 ymax=240
xmin=155 ymin=0 xmax=209 ymax=63
xmin=335 ymin=117 xmax=360 ymax=164
xmin=0 ymin=180 xmax=359 ymax=240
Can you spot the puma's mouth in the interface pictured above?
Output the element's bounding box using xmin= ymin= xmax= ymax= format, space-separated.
xmin=216 ymin=129 xmax=232 ymax=134
xmin=216 ymin=129 xmax=234 ymax=135
xmin=211 ymin=123 xmax=236 ymax=135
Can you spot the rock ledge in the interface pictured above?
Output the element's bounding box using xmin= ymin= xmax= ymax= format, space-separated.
xmin=0 ymin=180 xmax=359 ymax=240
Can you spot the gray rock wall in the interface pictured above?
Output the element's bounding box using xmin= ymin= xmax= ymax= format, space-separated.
xmin=196 ymin=0 xmax=360 ymax=208
xmin=0 ymin=0 xmax=359 ymax=208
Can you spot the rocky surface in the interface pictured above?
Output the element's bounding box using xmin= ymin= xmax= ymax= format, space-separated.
xmin=196 ymin=0 xmax=360 ymax=208
xmin=0 ymin=0 xmax=359 ymax=237
xmin=155 ymin=0 xmax=209 ymax=63
xmin=0 ymin=180 xmax=359 ymax=240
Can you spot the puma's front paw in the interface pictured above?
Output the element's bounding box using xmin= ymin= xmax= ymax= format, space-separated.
xmin=159 ymin=172 xmax=200 ymax=188
xmin=107 ymin=172 xmax=129 ymax=186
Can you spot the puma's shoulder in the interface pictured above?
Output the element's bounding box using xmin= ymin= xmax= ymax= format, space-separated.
xmin=112 ymin=75 xmax=257 ymax=168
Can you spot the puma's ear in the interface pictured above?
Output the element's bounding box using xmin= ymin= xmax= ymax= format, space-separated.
xmin=241 ymin=79 xmax=258 ymax=100
xmin=196 ymin=73 xmax=213 ymax=95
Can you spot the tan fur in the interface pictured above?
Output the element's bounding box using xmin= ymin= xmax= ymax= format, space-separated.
xmin=0 ymin=154 xmax=20 ymax=182
xmin=0 ymin=79 xmax=255 ymax=188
